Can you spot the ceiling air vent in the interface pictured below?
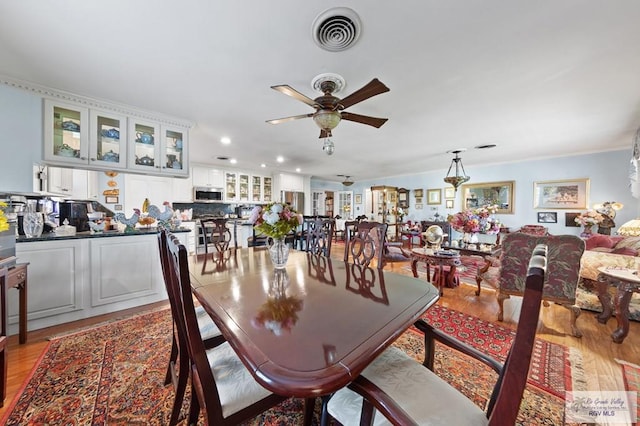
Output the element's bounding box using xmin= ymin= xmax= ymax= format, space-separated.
xmin=312 ymin=7 xmax=362 ymax=52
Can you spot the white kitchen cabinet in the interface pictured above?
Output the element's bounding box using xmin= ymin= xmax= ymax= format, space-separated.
xmin=172 ymin=174 xmax=194 ymax=202
xmin=47 ymin=167 xmax=99 ymax=200
xmin=88 ymin=108 xmax=128 ymax=169
xmin=279 ymin=173 xmax=304 ymax=192
xmin=225 ymin=171 xmax=237 ymax=201
xmin=238 ymin=173 xmax=249 ymax=202
xmin=43 ymin=99 xmax=90 ymax=166
xmin=90 ymin=235 xmax=161 ymax=306
xmin=47 ymin=166 xmax=74 ymax=195
xmin=192 ymin=166 xmax=224 ymax=188
xmin=264 ymin=176 xmax=273 ymax=202
xmin=124 ymin=174 xmax=175 ymax=214
xmin=160 ymin=125 xmax=188 ymax=177
xmin=127 ymin=118 xmax=161 ymax=173
xmin=251 ymin=175 xmax=262 ymax=202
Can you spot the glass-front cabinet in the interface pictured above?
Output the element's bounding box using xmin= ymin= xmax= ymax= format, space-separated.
xmin=128 ymin=119 xmax=160 ymax=172
xmin=251 ymin=176 xmax=262 ymax=202
xmin=44 ymin=100 xmax=90 ymax=165
xmin=239 ymin=174 xmax=249 ymax=202
xmin=337 ymin=191 xmax=353 ymax=219
xmin=225 ymin=172 xmax=237 ymax=201
xmin=89 ymin=109 xmax=128 ymax=169
xmin=161 ymin=125 xmax=188 ymax=176
xmin=263 ymin=177 xmax=273 ymax=202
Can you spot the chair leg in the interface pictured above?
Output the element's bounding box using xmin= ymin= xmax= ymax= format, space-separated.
xmin=0 ymin=336 xmax=6 ymax=408
xmin=169 ymin=348 xmax=190 ymax=426
xmin=497 ymin=292 xmax=510 ymax=321
xmin=165 ymin=334 xmax=178 ymax=386
xmin=320 ymin=394 xmax=332 ymax=426
xmin=303 ymin=398 xmax=316 ymax=426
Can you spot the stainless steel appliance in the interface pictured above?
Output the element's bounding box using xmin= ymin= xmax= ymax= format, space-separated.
xmin=193 ymin=187 xmax=223 ymax=202
xmin=281 ymin=191 xmax=305 ymax=213
xmin=59 ymin=201 xmax=90 ymax=232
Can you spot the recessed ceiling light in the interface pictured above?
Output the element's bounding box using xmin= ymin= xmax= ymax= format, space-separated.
xmin=474 ymin=144 xmax=497 ymax=149
xmin=276 ymin=156 xmax=284 ymax=163
xmin=296 ymin=168 xmax=301 ymax=173
xmin=221 ymin=137 xmax=231 ymax=145
xmin=230 ymin=158 xmax=237 ymax=164
xmin=260 ymin=163 xmax=266 ymax=168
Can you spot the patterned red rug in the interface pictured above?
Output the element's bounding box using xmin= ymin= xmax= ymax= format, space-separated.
xmin=1 ymin=305 xmax=585 ymax=425
xmin=616 ymin=358 xmax=640 ymax=422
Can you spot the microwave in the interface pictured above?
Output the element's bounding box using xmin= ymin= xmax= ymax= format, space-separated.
xmin=193 ymin=187 xmax=223 ymax=202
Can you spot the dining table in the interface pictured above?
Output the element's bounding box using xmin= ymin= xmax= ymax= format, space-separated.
xmin=187 ymin=248 xmax=440 ymax=399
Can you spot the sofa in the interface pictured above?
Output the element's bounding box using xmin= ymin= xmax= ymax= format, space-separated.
xmin=578 ymin=234 xmax=640 ymax=321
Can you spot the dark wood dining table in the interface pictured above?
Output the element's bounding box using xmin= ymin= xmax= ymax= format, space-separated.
xmin=187 ymin=248 xmax=440 ymax=398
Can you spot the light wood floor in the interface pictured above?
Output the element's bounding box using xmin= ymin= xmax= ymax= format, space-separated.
xmin=1 ymin=249 xmax=639 ymax=417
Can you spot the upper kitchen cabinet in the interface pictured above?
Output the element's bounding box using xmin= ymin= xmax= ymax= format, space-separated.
xmin=251 ymin=176 xmax=262 ymax=202
xmin=263 ymin=176 xmax=273 ymax=202
xmin=127 ymin=118 xmax=161 ymax=173
xmin=238 ymin=173 xmax=249 ymax=202
xmin=160 ymin=125 xmax=188 ymax=177
xmin=44 ymin=100 xmax=90 ymax=166
xmin=89 ymin=109 xmax=128 ymax=169
xmin=192 ymin=166 xmax=224 ymax=188
xmin=225 ymin=172 xmax=237 ymax=201
xmin=278 ymin=173 xmax=304 ymax=192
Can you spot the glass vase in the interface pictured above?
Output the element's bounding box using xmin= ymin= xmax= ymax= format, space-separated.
xmin=580 ymin=225 xmax=594 ymax=238
xmin=23 ymin=211 xmax=44 ymax=238
xmin=268 ymin=237 xmax=290 ymax=269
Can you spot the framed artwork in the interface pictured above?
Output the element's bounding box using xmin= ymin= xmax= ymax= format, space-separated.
xmin=398 ymin=188 xmax=409 ymax=208
xmin=415 ymin=203 xmax=423 ymax=209
xmin=565 ymin=212 xmax=581 ymax=227
xmin=355 ymin=194 xmax=362 ymax=204
xmin=390 ymin=192 xmax=397 ymax=202
xmin=413 ymin=189 xmax=423 ymax=198
xmin=427 ymin=188 xmax=442 ymax=205
xmin=461 ymin=181 xmax=515 ymax=214
xmin=415 ymin=197 xmax=423 ymax=204
xmin=533 ymin=178 xmax=589 ymax=209
xmin=445 ymin=199 xmax=454 ymax=209
xmin=537 ymin=212 xmax=557 ymax=223
xmin=105 ymin=196 xmax=119 ymax=204
xmin=444 ymin=187 xmax=455 ymax=199
xmin=114 ymin=204 xmax=123 ymax=211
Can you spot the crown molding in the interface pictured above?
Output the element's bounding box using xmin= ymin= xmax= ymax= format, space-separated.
xmin=0 ymin=74 xmax=193 ymax=128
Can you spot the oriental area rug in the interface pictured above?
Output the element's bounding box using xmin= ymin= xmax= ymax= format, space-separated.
xmin=2 ymin=305 xmax=585 ymax=425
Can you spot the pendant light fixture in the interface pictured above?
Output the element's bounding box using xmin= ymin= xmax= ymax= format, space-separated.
xmin=443 ymin=149 xmax=470 ymax=193
xmin=338 ymin=174 xmax=354 ymax=186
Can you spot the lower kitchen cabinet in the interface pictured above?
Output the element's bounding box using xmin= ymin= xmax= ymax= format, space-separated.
xmin=15 ymin=233 xmax=168 ymax=334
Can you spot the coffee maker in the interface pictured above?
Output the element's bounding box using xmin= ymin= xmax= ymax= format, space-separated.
xmin=59 ymin=201 xmax=90 ymax=232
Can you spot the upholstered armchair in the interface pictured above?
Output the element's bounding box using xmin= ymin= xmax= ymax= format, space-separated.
xmin=476 ymin=232 xmax=585 ymax=337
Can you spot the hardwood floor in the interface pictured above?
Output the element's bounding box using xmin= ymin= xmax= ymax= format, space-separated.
xmin=1 ymin=248 xmax=638 ymax=418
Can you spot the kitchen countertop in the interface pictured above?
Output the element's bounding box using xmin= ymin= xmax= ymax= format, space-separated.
xmin=16 ymin=227 xmax=190 ymax=243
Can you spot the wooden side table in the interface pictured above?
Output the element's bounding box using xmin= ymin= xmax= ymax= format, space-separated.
xmin=596 ymin=266 xmax=640 ymax=344
xmin=2 ymin=263 xmax=28 ymax=344
xmin=410 ymin=248 xmax=461 ymax=296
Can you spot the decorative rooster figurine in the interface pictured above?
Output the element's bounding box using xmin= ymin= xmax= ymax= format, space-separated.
xmin=114 ymin=208 xmax=141 ymax=231
xmin=147 ymin=201 xmax=174 ymax=224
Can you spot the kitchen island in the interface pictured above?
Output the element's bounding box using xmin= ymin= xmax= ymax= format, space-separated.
xmin=10 ymin=228 xmax=189 ymax=337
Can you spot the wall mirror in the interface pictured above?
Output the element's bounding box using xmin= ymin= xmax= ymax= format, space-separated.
xmin=460 ymin=180 xmax=515 ymax=214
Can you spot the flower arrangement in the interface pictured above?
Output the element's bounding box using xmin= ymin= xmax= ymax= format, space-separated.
xmin=574 ymin=210 xmax=604 ymax=227
xmin=391 ymin=206 xmax=407 ymax=222
xmin=251 ymin=202 xmax=301 ymax=240
xmin=448 ymin=204 xmax=501 ymax=234
xmin=0 ymin=202 xmax=9 ymax=232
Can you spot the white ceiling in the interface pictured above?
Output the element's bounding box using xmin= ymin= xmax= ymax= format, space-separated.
xmin=1 ymin=1 xmax=639 ymax=183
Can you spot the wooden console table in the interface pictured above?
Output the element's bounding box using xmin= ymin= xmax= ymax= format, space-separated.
xmin=596 ymin=266 xmax=640 ymax=344
xmin=2 ymin=263 xmax=28 ymax=344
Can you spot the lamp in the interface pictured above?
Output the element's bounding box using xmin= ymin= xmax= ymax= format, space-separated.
xmin=618 ymin=219 xmax=640 ymax=236
xmin=443 ymin=149 xmax=470 ymax=192
xmin=313 ymin=110 xmax=341 ymax=132
xmin=342 ymin=175 xmax=354 ymax=186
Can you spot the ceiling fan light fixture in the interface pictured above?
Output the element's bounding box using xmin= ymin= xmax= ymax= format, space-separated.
xmin=444 ymin=149 xmax=470 ymax=193
xmin=313 ymin=110 xmax=341 ymax=130
xmin=342 ymin=175 xmax=354 ymax=186
xmin=323 ymin=138 xmax=335 ymax=155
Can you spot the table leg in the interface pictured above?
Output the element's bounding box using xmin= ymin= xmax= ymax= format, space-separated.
xmin=437 ymin=265 xmax=444 ymax=296
xmin=595 ymin=280 xmax=613 ymax=324
xmin=611 ymin=288 xmax=633 ymax=344
xmin=19 ymin=277 xmax=27 ymax=344
xmin=410 ymin=258 xmax=419 ymax=278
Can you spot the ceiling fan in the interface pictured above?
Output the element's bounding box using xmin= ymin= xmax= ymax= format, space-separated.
xmin=266 ymin=74 xmax=390 ymax=138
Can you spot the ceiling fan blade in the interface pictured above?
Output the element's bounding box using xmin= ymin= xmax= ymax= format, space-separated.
xmin=266 ymin=113 xmax=313 ymax=125
xmin=271 ymin=85 xmax=319 ymax=108
xmin=341 ymin=112 xmax=388 ymax=128
xmin=338 ymin=78 xmax=390 ymax=110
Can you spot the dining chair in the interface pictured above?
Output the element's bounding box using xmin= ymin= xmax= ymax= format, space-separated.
xmin=200 ymin=218 xmax=233 ymax=255
xmin=0 ymin=267 xmax=7 ymax=407
xmin=165 ymin=231 xmax=311 ymax=425
xmin=344 ymin=221 xmax=388 ymax=268
xmin=305 ymin=218 xmax=335 ymax=256
xmin=158 ymin=229 xmax=225 ymax=425
xmin=327 ymin=244 xmax=548 ymax=426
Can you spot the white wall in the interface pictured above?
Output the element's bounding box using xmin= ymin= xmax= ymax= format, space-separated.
xmin=312 ymin=149 xmax=640 ymax=238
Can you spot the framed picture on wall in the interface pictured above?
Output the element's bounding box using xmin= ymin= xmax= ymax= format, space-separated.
xmin=415 ymin=203 xmax=423 ymax=209
xmin=105 ymin=196 xmax=118 ymax=204
xmin=427 ymin=188 xmax=442 ymax=205
xmin=445 ymin=199 xmax=454 ymax=209
xmin=444 ymin=187 xmax=455 ymax=199
xmin=537 ymin=212 xmax=557 ymax=223
xmin=534 ymin=178 xmax=589 ymax=209
xmin=355 ymin=194 xmax=362 ymax=204
xmin=565 ymin=212 xmax=581 ymax=227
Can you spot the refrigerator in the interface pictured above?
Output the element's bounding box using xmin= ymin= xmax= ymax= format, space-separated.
xmin=281 ymin=191 xmax=305 ymax=213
